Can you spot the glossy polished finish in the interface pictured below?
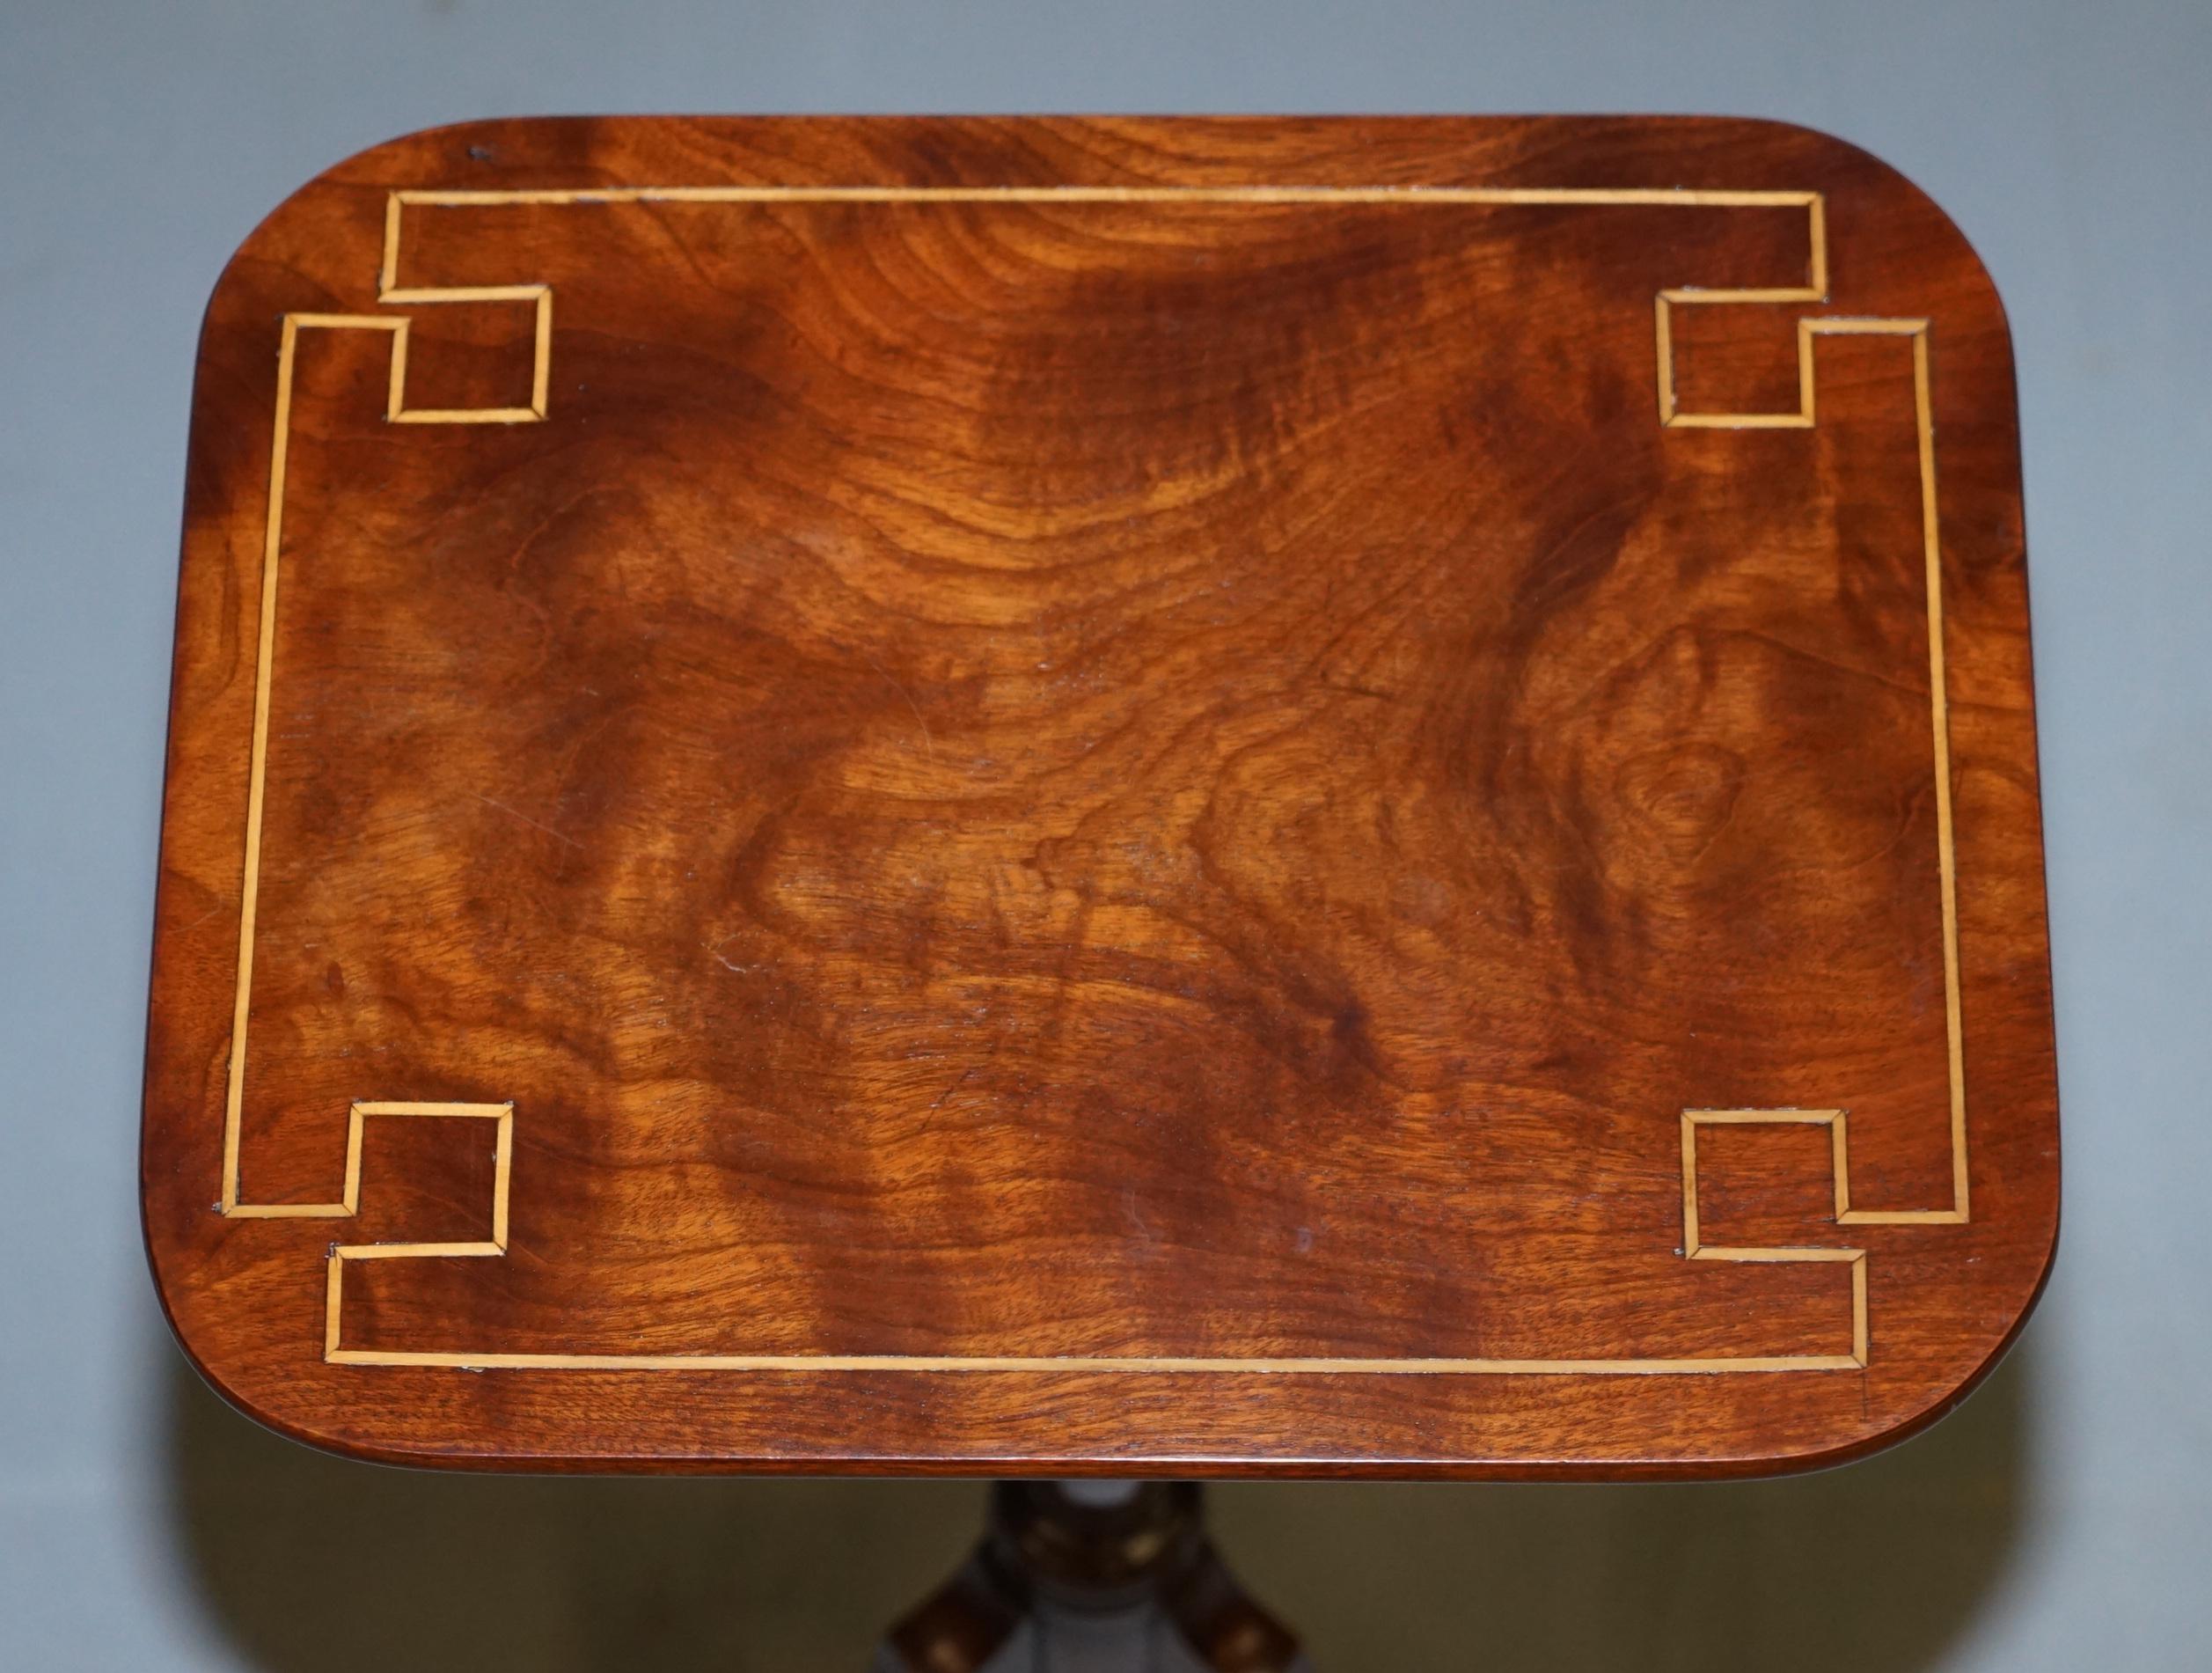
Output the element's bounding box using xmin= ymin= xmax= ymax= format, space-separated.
xmin=143 ymin=115 xmax=2057 ymax=1477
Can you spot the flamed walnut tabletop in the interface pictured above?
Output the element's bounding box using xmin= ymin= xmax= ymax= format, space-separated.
xmin=143 ymin=115 xmax=2058 ymax=1478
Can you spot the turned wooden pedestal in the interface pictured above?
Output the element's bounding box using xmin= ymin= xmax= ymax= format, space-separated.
xmin=876 ymin=1483 xmax=1303 ymax=1672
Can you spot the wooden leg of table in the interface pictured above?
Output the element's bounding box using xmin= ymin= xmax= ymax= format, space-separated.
xmin=875 ymin=1480 xmax=1308 ymax=1671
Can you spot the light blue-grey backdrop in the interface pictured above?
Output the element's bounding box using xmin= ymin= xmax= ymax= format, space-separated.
xmin=4 ymin=2 xmax=2206 ymax=1667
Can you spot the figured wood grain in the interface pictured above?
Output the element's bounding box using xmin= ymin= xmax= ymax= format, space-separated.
xmin=142 ymin=114 xmax=2059 ymax=1477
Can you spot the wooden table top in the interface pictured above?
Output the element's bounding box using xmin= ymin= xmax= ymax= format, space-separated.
xmin=143 ymin=114 xmax=2058 ymax=1479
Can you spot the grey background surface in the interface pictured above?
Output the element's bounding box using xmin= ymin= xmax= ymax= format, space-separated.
xmin=3 ymin=1 xmax=2206 ymax=1667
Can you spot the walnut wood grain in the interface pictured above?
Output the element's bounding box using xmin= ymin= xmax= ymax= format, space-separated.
xmin=142 ymin=115 xmax=2059 ymax=1478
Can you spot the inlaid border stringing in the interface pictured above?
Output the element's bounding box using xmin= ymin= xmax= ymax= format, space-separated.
xmin=212 ymin=183 xmax=1967 ymax=1375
